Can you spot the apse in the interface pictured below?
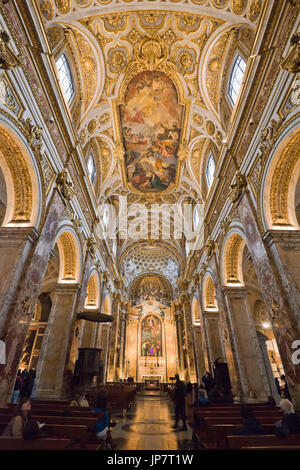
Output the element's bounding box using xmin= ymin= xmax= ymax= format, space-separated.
xmin=120 ymin=70 xmax=183 ymax=192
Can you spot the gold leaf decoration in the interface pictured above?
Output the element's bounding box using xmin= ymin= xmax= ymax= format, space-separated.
xmin=55 ymin=0 xmax=71 ymax=14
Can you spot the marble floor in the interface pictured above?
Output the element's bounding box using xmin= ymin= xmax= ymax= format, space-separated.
xmin=110 ymin=391 xmax=195 ymax=450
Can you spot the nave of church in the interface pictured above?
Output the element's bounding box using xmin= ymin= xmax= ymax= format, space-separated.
xmin=0 ymin=0 xmax=300 ymax=453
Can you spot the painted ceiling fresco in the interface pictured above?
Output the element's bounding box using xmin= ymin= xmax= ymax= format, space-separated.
xmin=131 ymin=275 xmax=171 ymax=305
xmin=120 ymin=70 xmax=183 ymax=192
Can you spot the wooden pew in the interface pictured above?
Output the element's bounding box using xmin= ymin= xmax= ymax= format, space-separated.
xmin=207 ymin=424 xmax=276 ymax=449
xmin=106 ymin=386 xmax=136 ymax=417
xmin=227 ymin=434 xmax=300 ymax=449
xmin=0 ymin=437 xmax=71 ymax=450
xmin=0 ymin=408 xmax=96 ymax=418
xmin=0 ymin=413 xmax=98 ymax=428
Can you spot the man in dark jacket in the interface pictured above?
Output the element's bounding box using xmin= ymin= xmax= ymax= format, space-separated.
xmin=171 ymin=374 xmax=187 ymax=431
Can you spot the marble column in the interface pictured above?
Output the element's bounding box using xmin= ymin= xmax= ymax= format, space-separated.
xmin=222 ymin=286 xmax=270 ymax=401
xmin=0 ymin=189 xmax=66 ymax=405
xmin=257 ymin=331 xmax=280 ymax=404
xmin=34 ymin=283 xmax=79 ymax=398
xmin=202 ymin=312 xmax=225 ymax=365
xmin=264 ymin=230 xmax=300 ymax=331
xmin=237 ymin=190 xmax=300 ymax=407
xmin=0 ymin=227 xmax=38 ymax=334
xmin=209 ymin=254 xmax=245 ymax=399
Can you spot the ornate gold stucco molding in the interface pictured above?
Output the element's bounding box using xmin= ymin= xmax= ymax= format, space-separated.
xmin=0 ymin=30 xmax=21 ymax=70
xmin=227 ymin=172 xmax=247 ymax=204
xmin=281 ymin=33 xmax=300 ymax=74
xmin=56 ymin=170 xmax=75 ymax=202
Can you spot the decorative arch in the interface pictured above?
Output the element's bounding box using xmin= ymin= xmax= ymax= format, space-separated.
xmin=203 ymin=274 xmax=218 ymax=311
xmin=129 ymin=273 xmax=173 ymax=305
xmin=222 ymin=231 xmax=246 ymax=286
xmin=85 ymin=271 xmax=100 ymax=309
xmin=55 ymin=229 xmax=81 ymax=283
xmin=263 ymin=129 xmax=300 ymax=229
xmin=0 ymin=124 xmax=40 ymax=227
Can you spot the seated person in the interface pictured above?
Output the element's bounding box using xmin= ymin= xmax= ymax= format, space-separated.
xmin=236 ymin=406 xmax=265 ymax=435
xmin=264 ymin=395 xmax=276 ymax=406
xmin=196 ymin=389 xmax=210 ymax=406
xmin=70 ymin=391 xmax=89 ymax=407
xmin=2 ymin=398 xmax=43 ymax=439
xmin=91 ymin=392 xmax=115 ymax=449
xmin=207 ymin=385 xmax=220 ymax=403
xmin=275 ymin=398 xmax=300 ymax=436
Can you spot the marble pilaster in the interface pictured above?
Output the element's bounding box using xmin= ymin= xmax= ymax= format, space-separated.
xmin=202 ymin=312 xmax=225 ymax=366
xmin=182 ymin=296 xmax=197 ymax=382
xmin=34 ymin=283 xmax=79 ymax=398
xmin=237 ymin=191 xmax=300 ymax=407
xmin=192 ymin=325 xmax=209 ymax=381
xmin=0 ymin=189 xmax=66 ymax=405
xmin=106 ymin=294 xmax=121 ymax=381
xmin=0 ymin=227 xmax=38 ymax=334
xmin=209 ymin=254 xmax=245 ymax=399
xmin=264 ymin=230 xmax=300 ymax=331
xmin=222 ymin=286 xmax=270 ymax=401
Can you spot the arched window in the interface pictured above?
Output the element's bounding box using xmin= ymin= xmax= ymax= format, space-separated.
xmin=185 ymin=240 xmax=190 ymax=257
xmin=103 ymin=206 xmax=109 ymax=228
xmin=205 ymin=153 xmax=215 ymax=189
xmin=56 ymin=54 xmax=74 ymax=103
xmin=228 ymin=55 xmax=246 ymax=106
xmin=87 ymin=153 xmax=96 ymax=184
xmin=193 ymin=206 xmax=200 ymax=231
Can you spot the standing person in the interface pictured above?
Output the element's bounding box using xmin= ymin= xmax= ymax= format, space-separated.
xmin=202 ymin=370 xmax=214 ymax=396
xmin=275 ymin=377 xmax=281 ymax=396
xmin=20 ymin=369 xmax=30 ymax=399
xmin=281 ymin=375 xmax=292 ymax=401
xmin=171 ymin=373 xmax=187 ymax=431
xmin=11 ymin=370 xmax=22 ymax=403
xmin=185 ymin=382 xmax=194 ymax=424
xmin=27 ymin=369 xmax=36 ymax=398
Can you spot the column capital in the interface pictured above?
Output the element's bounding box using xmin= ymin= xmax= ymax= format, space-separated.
xmin=54 ymin=282 xmax=80 ymax=293
xmin=0 ymin=226 xmax=39 ymax=244
xmin=263 ymin=229 xmax=300 ymax=250
xmin=222 ymin=285 xmax=248 ymax=299
xmin=202 ymin=311 xmax=219 ymax=320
